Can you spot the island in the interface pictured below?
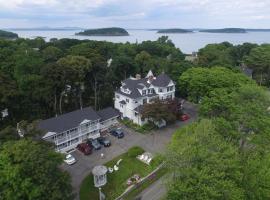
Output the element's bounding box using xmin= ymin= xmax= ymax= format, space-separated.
xmin=75 ymin=27 xmax=129 ymax=36
xmin=0 ymin=30 xmax=18 ymax=39
xmin=157 ymin=28 xmax=193 ymax=34
xmin=199 ymin=28 xmax=246 ymax=33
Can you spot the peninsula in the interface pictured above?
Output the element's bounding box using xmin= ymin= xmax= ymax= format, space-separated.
xmin=75 ymin=27 xmax=129 ymax=36
xmin=199 ymin=28 xmax=246 ymax=33
xmin=0 ymin=30 xmax=18 ymax=39
xmin=157 ymin=28 xmax=193 ymax=34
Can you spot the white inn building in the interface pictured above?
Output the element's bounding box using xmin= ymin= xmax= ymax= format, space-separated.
xmin=114 ymin=70 xmax=175 ymax=126
xmin=38 ymin=107 xmax=119 ymax=152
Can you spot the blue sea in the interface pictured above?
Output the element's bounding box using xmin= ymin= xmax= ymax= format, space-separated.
xmin=10 ymin=29 xmax=270 ymax=54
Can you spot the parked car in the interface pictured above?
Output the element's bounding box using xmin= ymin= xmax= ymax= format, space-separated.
xmin=97 ymin=137 xmax=111 ymax=147
xmin=110 ymin=128 xmax=124 ymax=138
xmin=180 ymin=114 xmax=190 ymax=121
xmin=64 ymin=154 xmax=76 ymax=165
xmin=77 ymin=143 xmax=92 ymax=155
xmin=87 ymin=139 xmax=101 ymax=150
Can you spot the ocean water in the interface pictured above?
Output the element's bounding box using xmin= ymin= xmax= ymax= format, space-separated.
xmin=11 ymin=29 xmax=270 ymax=54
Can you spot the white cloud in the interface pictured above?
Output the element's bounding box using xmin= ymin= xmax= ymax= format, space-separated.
xmin=0 ymin=0 xmax=270 ymax=28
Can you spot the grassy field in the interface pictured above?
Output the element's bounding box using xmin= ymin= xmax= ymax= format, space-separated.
xmin=79 ymin=146 xmax=161 ymax=200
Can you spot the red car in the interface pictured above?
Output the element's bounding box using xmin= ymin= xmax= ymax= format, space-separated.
xmin=77 ymin=143 xmax=92 ymax=155
xmin=180 ymin=114 xmax=190 ymax=121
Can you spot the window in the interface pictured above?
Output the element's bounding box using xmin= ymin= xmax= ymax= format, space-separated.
xmin=167 ymin=86 xmax=174 ymax=92
xmin=142 ymin=90 xmax=146 ymax=95
xmin=143 ymin=99 xmax=147 ymax=104
xmin=135 ymin=112 xmax=138 ymax=116
xmin=159 ymin=88 xmax=163 ymax=93
xmin=148 ymin=89 xmax=151 ymax=94
xmin=126 ymin=98 xmax=129 ymax=103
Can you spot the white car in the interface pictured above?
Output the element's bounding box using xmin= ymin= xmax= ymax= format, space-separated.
xmin=64 ymin=154 xmax=76 ymax=165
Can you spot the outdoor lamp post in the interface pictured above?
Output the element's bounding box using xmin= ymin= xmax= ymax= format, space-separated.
xmin=92 ymin=165 xmax=108 ymax=200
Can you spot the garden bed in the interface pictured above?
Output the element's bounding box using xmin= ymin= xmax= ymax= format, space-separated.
xmin=79 ymin=147 xmax=162 ymax=200
xmin=121 ymin=119 xmax=157 ymax=134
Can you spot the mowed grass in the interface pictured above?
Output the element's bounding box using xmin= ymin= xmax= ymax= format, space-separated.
xmin=80 ymin=147 xmax=159 ymax=200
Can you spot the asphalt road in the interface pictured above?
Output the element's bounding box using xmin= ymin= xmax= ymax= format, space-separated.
xmin=136 ymin=177 xmax=167 ymax=200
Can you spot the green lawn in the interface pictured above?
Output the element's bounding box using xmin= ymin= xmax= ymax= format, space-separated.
xmin=80 ymin=147 xmax=162 ymax=200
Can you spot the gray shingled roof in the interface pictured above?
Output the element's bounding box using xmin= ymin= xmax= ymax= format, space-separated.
xmin=151 ymin=73 xmax=172 ymax=87
xmin=116 ymin=72 xmax=173 ymax=99
xmin=38 ymin=107 xmax=101 ymax=133
xmin=97 ymin=107 xmax=119 ymax=122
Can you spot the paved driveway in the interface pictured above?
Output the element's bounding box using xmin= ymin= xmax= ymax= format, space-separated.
xmin=62 ymin=101 xmax=197 ymax=200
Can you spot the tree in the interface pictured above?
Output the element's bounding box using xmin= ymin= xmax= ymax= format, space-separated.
xmin=0 ymin=139 xmax=73 ymax=200
xmin=57 ymin=55 xmax=92 ymax=111
xmin=197 ymin=42 xmax=235 ymax=68
xmin=134 ymin=51 xmax=153 ymax=74
xmin=200 ymin=85 xmax=270 ymax=151
xmin=0 ymin=126 xmax=19 ymax=144
xmin=166 ymin=119 xmax=244 ymax=200
xmin=244 ymin=44 xmax=270 ymax=86
xmin=178 ymin=67 xmax=255 ymax=102
xmin=141 ymin=99 xmax=177 ymax=124
xmin=42 ymin=46 xmax=63 ymax=62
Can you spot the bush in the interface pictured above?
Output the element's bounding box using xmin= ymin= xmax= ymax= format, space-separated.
xmin=121 ymin=119 xmax=156 ymax=134
xmin=127 ymin=146 xmax=144 ymax=158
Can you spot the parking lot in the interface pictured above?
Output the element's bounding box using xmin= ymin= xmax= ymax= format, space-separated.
xmin=62 ymin=101 xmax=197 ymax=199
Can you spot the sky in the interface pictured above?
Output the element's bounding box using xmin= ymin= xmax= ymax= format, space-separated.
xmin=0 ymin=0 xmax=270 ymax=29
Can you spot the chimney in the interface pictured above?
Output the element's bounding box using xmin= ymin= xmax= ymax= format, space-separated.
xmin=135 ymin=74 xmax=141 ymax=80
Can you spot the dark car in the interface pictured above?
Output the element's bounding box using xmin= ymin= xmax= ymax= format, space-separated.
xmin=110 ymin=128 xmax=124 ymax=138
xmin=97 ymin=137 xmax=111 ymax=147
xmin=77 ymin=143 xmax=92 ymax=155
xmin=180 ymin=114 xmax=190 ymax=121
xmin=87 ymin=139 xmax=101 ymax=150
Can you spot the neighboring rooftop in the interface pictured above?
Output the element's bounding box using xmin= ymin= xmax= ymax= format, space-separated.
xmin=97 ymin=107 xmax=119 ymax=122
xmin=38 ymin=107 xmax=101 ymax=133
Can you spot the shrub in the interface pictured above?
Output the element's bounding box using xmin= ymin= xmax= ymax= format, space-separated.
xmin=127 ymin=146 xmax=144 ymax=158
xmin=121 ymin=119 xmax=156 ymax=134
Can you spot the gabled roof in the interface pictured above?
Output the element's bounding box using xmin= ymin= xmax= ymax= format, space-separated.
xmin=38 ymin=107 xmax=101 ymax=133
xmin=151 ymin=73 xmax=172 ymax=87
xmin=116 ymin=71 xmax=174 ymax=99
xmin=97 ymin=107 xmax=119 ymax=122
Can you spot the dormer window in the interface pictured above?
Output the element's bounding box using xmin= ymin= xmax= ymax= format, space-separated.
xmin=142 ymin=90 xmax=146 ymax=95
xmin=159 ymin=88 xmax=163 ymax=93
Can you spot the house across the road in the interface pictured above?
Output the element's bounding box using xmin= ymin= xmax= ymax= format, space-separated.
xmin=38 ymin=107 xmax=119 ymax=152
xmin=114 ymin=70 xmax=176 ymax=126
